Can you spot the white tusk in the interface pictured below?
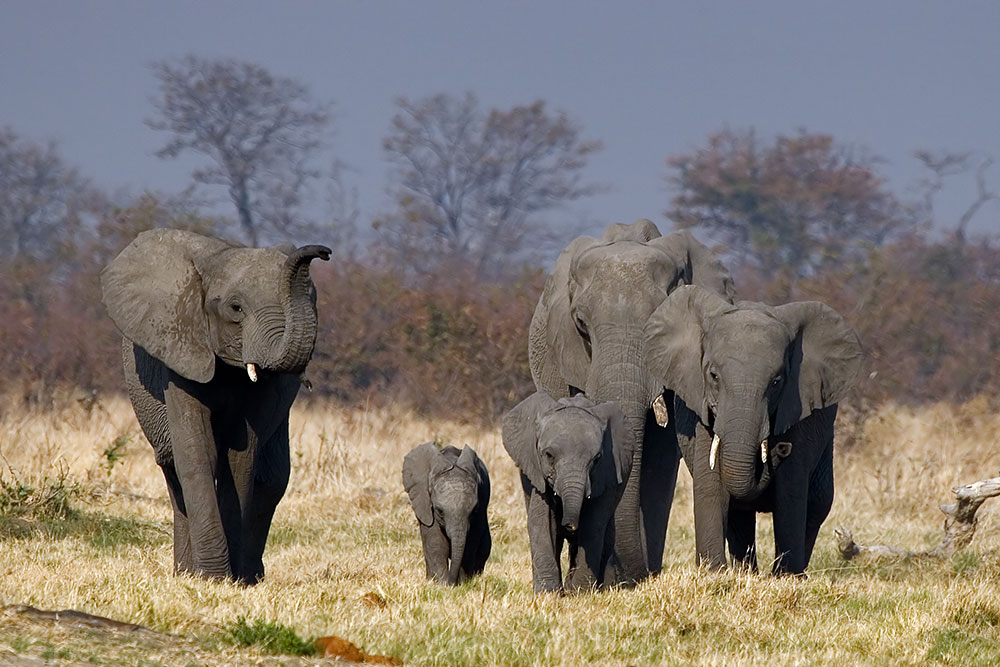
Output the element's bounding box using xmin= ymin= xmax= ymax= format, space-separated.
xmin=246 ymin=363 xmax=258 ymax=382
xmin=761 ymin=440 xmax=768 ymax=463
xmin=652 ymin=394 xmax=669 ymax=427
xmin=710 ymin=434 xmax=720 ymax=470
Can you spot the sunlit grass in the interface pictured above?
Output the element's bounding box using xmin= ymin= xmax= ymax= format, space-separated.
xmin=0 ymin=392 xmax=998 ymax=664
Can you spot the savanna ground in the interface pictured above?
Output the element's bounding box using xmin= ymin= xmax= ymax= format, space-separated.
xmin=0 ymin=392 xmax=998 ymax=666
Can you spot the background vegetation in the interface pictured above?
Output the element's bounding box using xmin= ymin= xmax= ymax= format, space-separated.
xmin=1 ymin=57 xmax=998 ymax=422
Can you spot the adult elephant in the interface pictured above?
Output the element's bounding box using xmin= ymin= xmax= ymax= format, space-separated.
xmin=529 ymin=219 xmax=734 ymax=581
xmin=101 ymin=229 xmax=331 ymax=584
xmin=645 ymin=285 xmax=863 ymax=574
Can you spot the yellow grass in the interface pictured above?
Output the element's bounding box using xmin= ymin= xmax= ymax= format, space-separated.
xmin=1 ymin=392 xmax=999 ymax=665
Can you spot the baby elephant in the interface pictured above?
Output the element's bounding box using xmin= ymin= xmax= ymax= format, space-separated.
xmin=402 ymin=443 xmax=491 ymax=585
xmin=503 ymin=392 xmax=632 ymax=593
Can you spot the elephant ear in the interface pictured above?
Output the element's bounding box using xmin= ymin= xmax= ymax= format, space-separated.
xmin=402 ymin=442 xmax=440 ymax=527
xmin=502 ymin=391 xmax=558 ymax=491
xmin=645 ymin=285 xmax=735 ymax=424
xmin=648 ymin=230 xmax=736 ymax=302
xmin=463 ymin=447 xmax=491 ymax=508
xmin=101 ymin=229 xmax=233 ymax=383
xmin=771 ymin=301 xmax=864 ymax=436
xmin=532 ymin=236 xmax=603 ymax=392
xmin=588 ymin=400 xmax=631 ymax=497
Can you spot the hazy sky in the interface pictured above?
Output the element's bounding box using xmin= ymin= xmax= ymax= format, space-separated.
xmin=2 ymin=1 xmax=998 ymax=241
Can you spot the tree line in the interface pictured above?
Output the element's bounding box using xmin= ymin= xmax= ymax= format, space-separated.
xmin=1 ymin=55 xmax=998 ymax=425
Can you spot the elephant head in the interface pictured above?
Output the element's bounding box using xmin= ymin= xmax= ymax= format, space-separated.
xmin=502 ymin=392 xmax=631 ymax=532
xmin=529 ymin=219 xmax=733 ymax=577
xmin=402 ymin=443 xmax=490 ymax=585
xmin=101 ymin=229 xmax=331 ymax=383
xmin=646 ymin=285 xmax=863 ymax=499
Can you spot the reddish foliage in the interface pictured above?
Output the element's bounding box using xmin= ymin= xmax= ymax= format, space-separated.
xmin=310 ymin=258 xmax=542 ymax=422
xmin=735 ymin=236 xmax=1000 ymax=408
xmin=1 ymin=214 xmax=996 ymax=429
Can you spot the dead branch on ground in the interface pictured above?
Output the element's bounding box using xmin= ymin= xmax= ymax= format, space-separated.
xmin=836 ymin=474 xmax=1000 ymax=561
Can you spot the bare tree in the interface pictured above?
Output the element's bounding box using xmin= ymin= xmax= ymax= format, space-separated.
xmin=380 ymin=93 xmax=603 ymax=279
xmin=0 ymin=127 xmax=104 ymax=263
xmin=667 ymin=129 xmax=918 ymax=279
xmin=915 ymin=150 xmax=999 ymax=244
xmin=147 ymin=55 xmax=331 ymax=246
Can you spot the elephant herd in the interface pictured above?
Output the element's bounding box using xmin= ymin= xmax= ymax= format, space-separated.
xmin=100 ymin=220 xmax=861 ymax=591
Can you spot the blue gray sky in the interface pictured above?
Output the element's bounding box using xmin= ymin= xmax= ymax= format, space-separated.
xmin=2 ymin=1 xmax=998 ymax=240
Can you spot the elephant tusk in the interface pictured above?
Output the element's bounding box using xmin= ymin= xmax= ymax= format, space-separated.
xmin=246 ymin=363 xmax=258 ymax=382
xmin=761 ymin=439 xmax=768 ymax=463
xmin=652 ymin=394 xmax=669 ymax=427
xmin=710 ymin=434 xmax=720 ymax=470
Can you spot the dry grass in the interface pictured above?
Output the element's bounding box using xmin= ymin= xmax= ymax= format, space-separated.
xmin=1 ymin=392 xmax=999 ymax=665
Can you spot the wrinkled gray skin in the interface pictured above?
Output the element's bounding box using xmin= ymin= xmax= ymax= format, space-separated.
xmin=402 ymin=443 xmax=491 ymax=585
xmin=101 ymin=229 xmax=330 ymax=584
xmin=646 ymin=285 xmax=863 ymax=574
xmin=503 ymin=393 xmax=632 ymax=593
xmin=529 ymin=219 xmax=734 ymax=582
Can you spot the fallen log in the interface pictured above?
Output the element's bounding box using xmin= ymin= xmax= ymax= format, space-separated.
xmin=836 ymin=474 xmax=1000 ymax=561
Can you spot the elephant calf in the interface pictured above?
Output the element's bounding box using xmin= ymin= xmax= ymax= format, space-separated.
xmin=502 ymin=392 xmax=632 ymax=593
xmin=402 ymin=443 xmax=491 ymax=585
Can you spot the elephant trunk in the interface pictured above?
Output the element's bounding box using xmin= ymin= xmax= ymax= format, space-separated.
xmin=446 ymin=524 xmax=468 ymax=585
xmin=586 ymin=324 xmax=656 ymax=581
xmin=717 ymin=397 xmax=771 ymax=500
xmin=270 ymin=245 xmax=331 ymax=375
xmin=556 ymin=473 xmax=586 ymax=532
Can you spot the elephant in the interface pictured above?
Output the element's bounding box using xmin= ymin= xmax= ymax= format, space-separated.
xmin=502 ymin=392 xmax=631 ymax=593
xmin=529 ymin=218 xmax=734 ymax=581
xmin=401 ymin=442 xmax=491 ymax=585
xmin=101 ymin=228 xmax=331 ymax=584
xmin=645 ymin=285 xmax=863 ymax=574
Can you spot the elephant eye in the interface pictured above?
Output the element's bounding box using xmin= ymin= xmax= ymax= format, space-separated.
xmin=770 ymin=375 xmax=783 ymax=389
xmin=708 ymin=369 xmax=719 ymax=384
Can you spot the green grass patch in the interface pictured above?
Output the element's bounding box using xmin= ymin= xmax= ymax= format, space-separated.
xmin=926 ymin=627 xmax=1000 ymax=665
xmin=265 ymin=521 xmax=324 ymax=547
xmin=952 ymin=551 xmax=980 ymax=575
xmin=222 ymin=616 xmax=315 ymax=656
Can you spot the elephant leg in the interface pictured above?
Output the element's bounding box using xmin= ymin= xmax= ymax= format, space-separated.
xmin=770 ymin=461 xmax=809 ymax=576
xmin=214 ymin=448 xmax=247 ymax=581
xmin=601 ymin=516 xmax=620 ymax=587
xmin=639 ymin=407 xmax=679 ymax=574
xmin=565 ymin=493 xmax=616 ymax=593
xmin=419 ymin=523 xmax=451 ymax=581
xmin=164 ymin=379 xmax=231 ymax=579
xmin=527 ymin=489 xmax=562 ymax=592
xmin=161 ymin=464 xmax=193 ymax=574
xmin=803 ymin=440 xmax=835 ymax=568
xmin=463 ymin=507 xmax=491 ymax=577
xmin=686 ymin=421 xmax=730 ymax=569
xmin=726 ymin=506 xmax=758 ymax=571
xmin=238 ymin=423 xmax=291 ymax=585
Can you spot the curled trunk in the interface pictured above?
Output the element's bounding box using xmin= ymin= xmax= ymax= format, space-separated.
xmin=271 ymin=245 xmax=331 ymax=374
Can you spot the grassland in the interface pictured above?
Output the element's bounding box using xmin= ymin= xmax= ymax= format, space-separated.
xmin=1 ymin=391 xmax=999 ymax=665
